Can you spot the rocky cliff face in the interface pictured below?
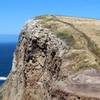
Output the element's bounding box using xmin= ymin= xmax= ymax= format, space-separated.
xmin=1 ymin=15 xmax=100 ymax=100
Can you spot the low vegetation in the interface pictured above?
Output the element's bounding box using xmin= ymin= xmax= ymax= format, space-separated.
xmin=36 ymin=15 xmax=100 ymax=72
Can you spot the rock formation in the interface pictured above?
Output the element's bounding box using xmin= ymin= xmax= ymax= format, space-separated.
xmin=0 ymin=15 xmax=100 ymax=100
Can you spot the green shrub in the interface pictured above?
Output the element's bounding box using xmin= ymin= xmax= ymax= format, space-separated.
xmin=36 ymin=15 xmax=53 ymax=22
xmin=89 ymin=40 xmax=100 ymax=58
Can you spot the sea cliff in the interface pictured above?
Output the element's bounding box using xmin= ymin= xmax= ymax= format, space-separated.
xmin=1 ymin=15 xmax=100 ymax=100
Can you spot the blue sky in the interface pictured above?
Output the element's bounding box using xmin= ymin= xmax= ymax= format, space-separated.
xmin=0 ymin=0 xmax=100 ymax=42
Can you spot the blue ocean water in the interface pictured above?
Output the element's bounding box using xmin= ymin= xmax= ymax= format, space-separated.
xmin=0 ymin=43 xmax=16 ymax=85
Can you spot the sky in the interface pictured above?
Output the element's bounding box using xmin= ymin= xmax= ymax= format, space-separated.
xmin=0 ymin=0 xmax=100 ymax=42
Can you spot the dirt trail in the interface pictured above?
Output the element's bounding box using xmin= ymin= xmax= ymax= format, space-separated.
xmin=51 ymin=15 xmax=100 ymax=62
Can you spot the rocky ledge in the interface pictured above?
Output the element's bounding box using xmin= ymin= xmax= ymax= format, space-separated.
xmin=0 ymin=15 xmax=100 ymax=100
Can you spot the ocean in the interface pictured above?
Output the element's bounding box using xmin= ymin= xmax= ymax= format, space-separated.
xmin=0 ymin=43 xmax=16 ymax=85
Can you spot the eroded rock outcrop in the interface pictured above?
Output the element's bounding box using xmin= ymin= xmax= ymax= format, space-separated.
xmin=1 ymin=15 xmax=100 ymax=100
